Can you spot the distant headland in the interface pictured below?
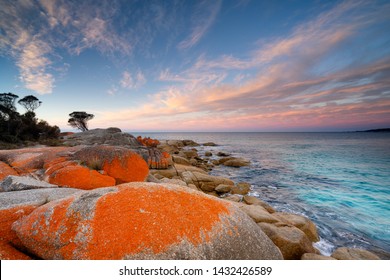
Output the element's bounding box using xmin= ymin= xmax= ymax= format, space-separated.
xmin=357 ymin=128 xmax=390 ymax=133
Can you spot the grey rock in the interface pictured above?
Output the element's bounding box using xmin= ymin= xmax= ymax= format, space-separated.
xmin=0 ymin=187 xmax=84 ymax=210
xmin=1 ymin=175 xmax=57 ymax=192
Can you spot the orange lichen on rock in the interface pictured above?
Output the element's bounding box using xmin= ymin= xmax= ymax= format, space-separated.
xmin=12 ymin=197 xmax=77 ymax=260
xmin=48 ymin=165 xmax=116 ymax=190
xmin=0 ymin=161 xmax=18 ymax=181
xmin=89 ymin=185 xmax=230 ymax=259
xmin=0 ymin=242 xmax=32 ymax=260
xmin=0 ymin=205 xmax=38 ymax=260
xmin=13 ymin=184 xmax=232 ymax=259
xmin=0 ymin=146 xmax=71 ymax=175
xmin=137 ymin=136 xmax=160 ymax=147
xmin=0 ymin=205 xmax=38 ymax=244
xmin=101 ymin=152 xmax=149 ymax=184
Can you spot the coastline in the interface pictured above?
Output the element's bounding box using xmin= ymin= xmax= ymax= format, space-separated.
xmin=0 ymin=128 xmax=387 ymax=260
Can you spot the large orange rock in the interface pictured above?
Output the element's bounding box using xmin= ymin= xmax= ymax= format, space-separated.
xmin=73 ymin=146 xmax=149 ymax=184
xmin=1 ymin=145 xmax=149 ymax=189
xmin=0 ymin=161 xmax=18 ymax=181
xmin=48 ymin=165 xmax=116 ymax=190
xmin=0 ymin=147 xmax=70 ymax=175
xmin=13 ymin=183 xmax=283 ymax=260
xmin=0 ymin=187 xmax=84 ymax=260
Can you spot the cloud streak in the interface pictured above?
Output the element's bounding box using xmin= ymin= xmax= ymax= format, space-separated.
xmin=95 ymin=0 xmax=390 ymax=131
xmin=178 ymin=0 xmax=222 ymax=50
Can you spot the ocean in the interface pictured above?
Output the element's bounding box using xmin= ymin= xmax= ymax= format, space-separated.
xmin=134 ymin=132 xmax=390 ymax=257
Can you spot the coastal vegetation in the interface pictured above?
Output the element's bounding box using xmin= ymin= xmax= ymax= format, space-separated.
xmin=67 ymin=111 xmax=94 ymax=132
xmin=0 ymin=93 xmax=60 ymax=148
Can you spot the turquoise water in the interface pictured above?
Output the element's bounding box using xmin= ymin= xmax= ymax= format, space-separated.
xmin=135 ymin=132 xmax=390 ymax=257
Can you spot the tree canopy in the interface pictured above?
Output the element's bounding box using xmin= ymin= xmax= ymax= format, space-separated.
xmin=18 ymin=95 xmax=42 ymax=112
xmin=0 ymin=92 xmax=59 ymax=146
xmin=68 ymin=111 xmax=94 ymax=132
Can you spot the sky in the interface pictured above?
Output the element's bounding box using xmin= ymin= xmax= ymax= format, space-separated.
xmin=1 ymin=0 xmax=390 ymax=132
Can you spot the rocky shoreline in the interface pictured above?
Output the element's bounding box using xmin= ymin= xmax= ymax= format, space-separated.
xmin=0 ymin=128 xmax=382 ymax=260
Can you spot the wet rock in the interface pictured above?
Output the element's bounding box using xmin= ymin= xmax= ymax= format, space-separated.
xmin=238 ymin=204 xmax=281 ymax=223
xmin=258 ymin=223 xmax=316 ymax=260
xmin=331 ymin=247 xmax=381 ymax=260
xmin=301 ymin=253 xmax=336 ymax=260
xmin=182 ymin=140 xmax=200 ymax=147
xmin=217 ymin=152 xmax=230 ymax=157
xmin=203 ymin=142 xmax=217 ymax=146
xmin=231 ymin=182 xmax=251 ymax=195
xmin=273 ymin=212 xmax=319 ymax=242
xmin=243 ymin=196 xmax=276 ymax=213
xmin=223 ymin=158 xmax=250 ymax=167
xmin=205 ymin=152 xmax=212 ymax=157
xmin=1 ymin=175 xmax=57 ymax=192
xmin=13 ymin=183 xmax=283 ymax=260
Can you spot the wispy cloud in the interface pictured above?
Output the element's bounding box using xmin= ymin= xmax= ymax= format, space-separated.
xmin=178 ymin=0 xmax=221 ymax=50
xmin=120 ymin=70 xmax=147 ymax=89
xmin=95 ymin=0 xmax=390 ymax=131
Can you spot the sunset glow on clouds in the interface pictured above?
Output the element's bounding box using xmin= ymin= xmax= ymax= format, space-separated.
xmin=0 ymin=0 xmax=389 ymax=131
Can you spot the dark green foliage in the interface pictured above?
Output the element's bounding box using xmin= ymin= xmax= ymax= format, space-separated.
xmin=68 ymin=111 xmax=94 ymax=132
xmin=18 ymin=95 xmax=42 ymax=112
xmin=0 ymin=92 xmax=60 ymax=147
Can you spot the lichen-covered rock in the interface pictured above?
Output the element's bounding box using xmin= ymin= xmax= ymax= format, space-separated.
xmin=48 ymin=165 xmax=116 ymax=190
xmin=0 ymin=187 xmax=83 ymax=260
xmin=1 ymin=175 xmax=57 ymax=192
xmin=0 ymin=161 xmax=18 ymax=181
xmin=0 ymin=147 xmax=70 ymax=175
xmin=147 ymin=148 xmax=170 ymax=169
xmin=272 ymin=212 xmax=319 ymax=242
xmin=258 ymin=223 xmax=316 ymax=260
xmin=331 ymin=247 xmax=381 ymax=260
xmin=13 ymin=183 xmax=283 ymax=260
xmin=72 ymin=146 xmax=149 ymax=184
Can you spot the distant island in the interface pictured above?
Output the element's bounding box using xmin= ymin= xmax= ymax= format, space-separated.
xmin=357 ymin=128 xmax=390 ymax=133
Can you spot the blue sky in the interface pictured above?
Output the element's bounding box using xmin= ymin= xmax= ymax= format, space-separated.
xmin=1 ymin=0 xmax=389 ymax=132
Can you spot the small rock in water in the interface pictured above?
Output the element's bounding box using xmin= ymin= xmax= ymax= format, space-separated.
xmin=203 ymin=142 xmax=217 ymax=146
